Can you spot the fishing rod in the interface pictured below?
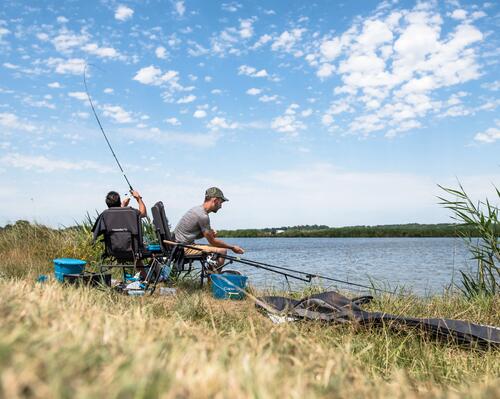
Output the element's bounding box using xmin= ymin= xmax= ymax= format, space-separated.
xmin=163 ymin=240 xmax=394 ymax=294
xmin=83 ymin=64 xmax=134 ymax=192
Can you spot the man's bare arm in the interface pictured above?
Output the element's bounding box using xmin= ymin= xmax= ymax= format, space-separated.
xmin=130 ymin=190 xmax=147 ymax=217
xmin=203 ymin=230 xmax=244 ymax=254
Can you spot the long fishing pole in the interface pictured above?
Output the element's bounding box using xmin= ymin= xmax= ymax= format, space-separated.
xmin=83 ymin=64 xmax=134 ymax=192
xmin=163 ymin=240 xmax=394 ymax=293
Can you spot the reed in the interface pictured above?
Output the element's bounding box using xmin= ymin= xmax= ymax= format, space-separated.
xmin=439 ymin=183 xmax=500 ymax=298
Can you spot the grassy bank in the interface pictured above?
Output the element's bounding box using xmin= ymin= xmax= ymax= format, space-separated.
xmin=0 ymin=222 xmax=499 ymax=398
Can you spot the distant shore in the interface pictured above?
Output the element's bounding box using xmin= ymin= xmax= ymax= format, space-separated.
xmin=217 ymin=223 xmax=490 ymax=238
xmin=0 ymin=221 xmax=492 ymax=238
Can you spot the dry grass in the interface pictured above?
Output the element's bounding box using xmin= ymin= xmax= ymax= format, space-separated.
xmin=0 ymin=222 xmax=499 ymax=398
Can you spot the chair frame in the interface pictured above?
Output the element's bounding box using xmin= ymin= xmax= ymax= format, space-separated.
xmin=93 ymin=207 xmax=161 ymax=291
xmin=151 ymin=201 xmax=211 ymax=286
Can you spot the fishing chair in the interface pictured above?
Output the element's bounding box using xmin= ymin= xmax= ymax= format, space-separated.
xmin=92 ymin=207 xmax=162 ymax=285
xmin=151 ymin=201 xmax=214 ymax=286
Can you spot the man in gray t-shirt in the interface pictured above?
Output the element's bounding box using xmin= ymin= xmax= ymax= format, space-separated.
xmin=174 ymin=187 xmax=244 ymax=271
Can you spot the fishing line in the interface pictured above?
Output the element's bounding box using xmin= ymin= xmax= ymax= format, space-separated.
xmin=83 ymin=63 xmax=134 ymax=192
xmin=163 ymin=240 xmax=395 ymax=294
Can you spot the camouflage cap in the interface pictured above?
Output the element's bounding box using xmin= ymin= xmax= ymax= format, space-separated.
xmin=205 ymin=187 xmax=228 ymax=202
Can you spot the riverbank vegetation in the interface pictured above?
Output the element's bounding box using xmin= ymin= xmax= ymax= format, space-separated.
xmin=0 ymin=221 xmax=499 ymax=398
xmin=217 ymin=222 xmax=484 ymax=238
xmin=439 ymin=184 xmax=499 ymax=298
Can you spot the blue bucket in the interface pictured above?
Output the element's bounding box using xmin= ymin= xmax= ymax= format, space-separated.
xmin=210 ymin=273 xmax=248 ymax=300
xmin=147 ymin=244 xmax=161 ymax=252
xmin=53 ymin=258 xmax=86 ymax=282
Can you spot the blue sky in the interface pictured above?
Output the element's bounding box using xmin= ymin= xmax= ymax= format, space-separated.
xmin=0 ymin=0 xmax=498 ymax=229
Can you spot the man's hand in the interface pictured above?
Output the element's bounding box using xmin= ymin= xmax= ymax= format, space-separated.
xmin=130 ymin=190 xmax=142 ymax=200
xmin=231 ymin=245 xmax=244 ymax=254
xmin=121 ymin=196 xmax=131 ymax=207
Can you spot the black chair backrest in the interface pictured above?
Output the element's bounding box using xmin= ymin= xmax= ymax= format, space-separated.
xmin=151 ymin=201 xmax=174 ymax=248
xmin=92 ymin=207 xmax=144 ymax=261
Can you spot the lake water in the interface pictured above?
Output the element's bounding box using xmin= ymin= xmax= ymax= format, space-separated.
xmin=210 ymin=237 xmax=475 ymax=295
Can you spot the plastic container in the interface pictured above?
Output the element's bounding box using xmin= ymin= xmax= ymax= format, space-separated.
xmin=159 ymin=287 xmax=177 ymax=296
xmin=147 ymin=244 xmax=162 ymax=252
xmin=210 ymin=273 xmax=248 ymax=300
xmin=53 ymin=258 xmax=86 ymax=282
xmin=128 ymin=290 xmax=145 ymax=296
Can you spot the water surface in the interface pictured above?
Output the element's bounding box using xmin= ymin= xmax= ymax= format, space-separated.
xmin=209 ymin=237 xmax=473 ymax=295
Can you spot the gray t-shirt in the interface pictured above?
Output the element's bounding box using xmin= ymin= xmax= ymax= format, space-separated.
xmin=173 ymin=205 xmax=211 ymax=244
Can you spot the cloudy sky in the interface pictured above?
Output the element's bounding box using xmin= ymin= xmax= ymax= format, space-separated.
xmin=0 ymin=0 xmax=499 ymax=229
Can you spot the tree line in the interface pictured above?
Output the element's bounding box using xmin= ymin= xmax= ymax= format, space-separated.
xmin=217 ymin=223 xmax=488 ymax=238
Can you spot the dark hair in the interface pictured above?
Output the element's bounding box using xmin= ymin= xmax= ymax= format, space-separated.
xmin=106 ymin=191 xmax=121 ymax=208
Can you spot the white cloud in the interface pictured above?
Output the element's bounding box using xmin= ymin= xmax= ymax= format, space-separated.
xmin=271 ymin=105 xmax=306 ymax=136
xmin=1 ymin=153 xmax=111 ymax=173
xmin=471 ymin=11 xmax=486 ymax=20
xmin=82 ymin=43 xmax=119 ymax=58
xmin=316 ymin=63 xmax=335 ymax=79
xmin=175 ymin=1 xmax=186 ymax=17
xmin=222 ymin=2 xmax=242 ymax=12
xmin=68 ymin=91 xmax=88 ymax=101
xmin=52 ymin=31 xmax=89 ymax=52
xmin=474 ymin=121 xmax=500 ymax=143
xmin=133 ymin=66 xmax=185 ymax=96
xmin=165 ymin=117 xmax=181 ymax=126
xmin=301 ymin=109 xmax=313 ymax=117
xmin=115 ymin=5 xmax=134 ymax=21
xmin=188 ymin=41 xmax=210 ymax=57
xmin=259 ymin=94 xmax=278 ymax=103
xmin=36 ymin=32 xmax=49 ymax=41
xmin=22 ymin=96 xmax=55 ymax=110
xmin=306 ymin=3 xmax=486 ymax=137
xmin=271 ymin=29 xmax=305 ymax=53
xmin=0 ymin=113 xmax=36 ymax=132
xmin=450 ymin=9 xmax=467 ymax=20
xmin=483 ymin=81 xmax=500 ymax=91
xmin=322 ymin=114 xmax=334 ymax=126
xmin=239 ymin=18 xmax=254 ymax=39
xmin=246 ymin=88 xmax=262 ymax=96
xmin=155 ymin=46 xmax=167 ymax=59
xmin=48 ymin=82 xmax=61 ymax=88
xmin=57 ymin=16 xmax=69 ymax=24
xmin=177 ymin=94 xmax=196 ymax=104
xmin=207 ymin=117 xmax=238 ymax=130
xmin=0 ymin=27 xmax=10 ymax=39
xmin=47 ymin=58 xmax=86 ymax=75
xmin=252 ymin=34 xmax=272 ymax=49
xmin=193 ymin=110 xmax=207 ymax=118
xmin=133 ymin=65 xmax=162 ymax=85
xmin=357 ymin=19 xmax=393 ymax=51
xmin=104 ymin=88 xmax=114 ymax=94
xmin=74 ymin=112 xmax=89 ymax=119
xmin=238 ymin=65 xmax=268 ymax=78
xmin=320 ymin=38 xmax=341 ymax=61
xmin=101 ymin=104 xmax=133 ymax=123
xmin=3 ymin=63 xmax=18 ymax=69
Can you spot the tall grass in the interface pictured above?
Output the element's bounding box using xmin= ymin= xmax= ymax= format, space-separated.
xmin=0 ymin=221 xmax=499 ymax=398
xmin=0 ymin=220 xmax=102 ymax=278
xmin=439 ymin=183 xmax=500 ymax=298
